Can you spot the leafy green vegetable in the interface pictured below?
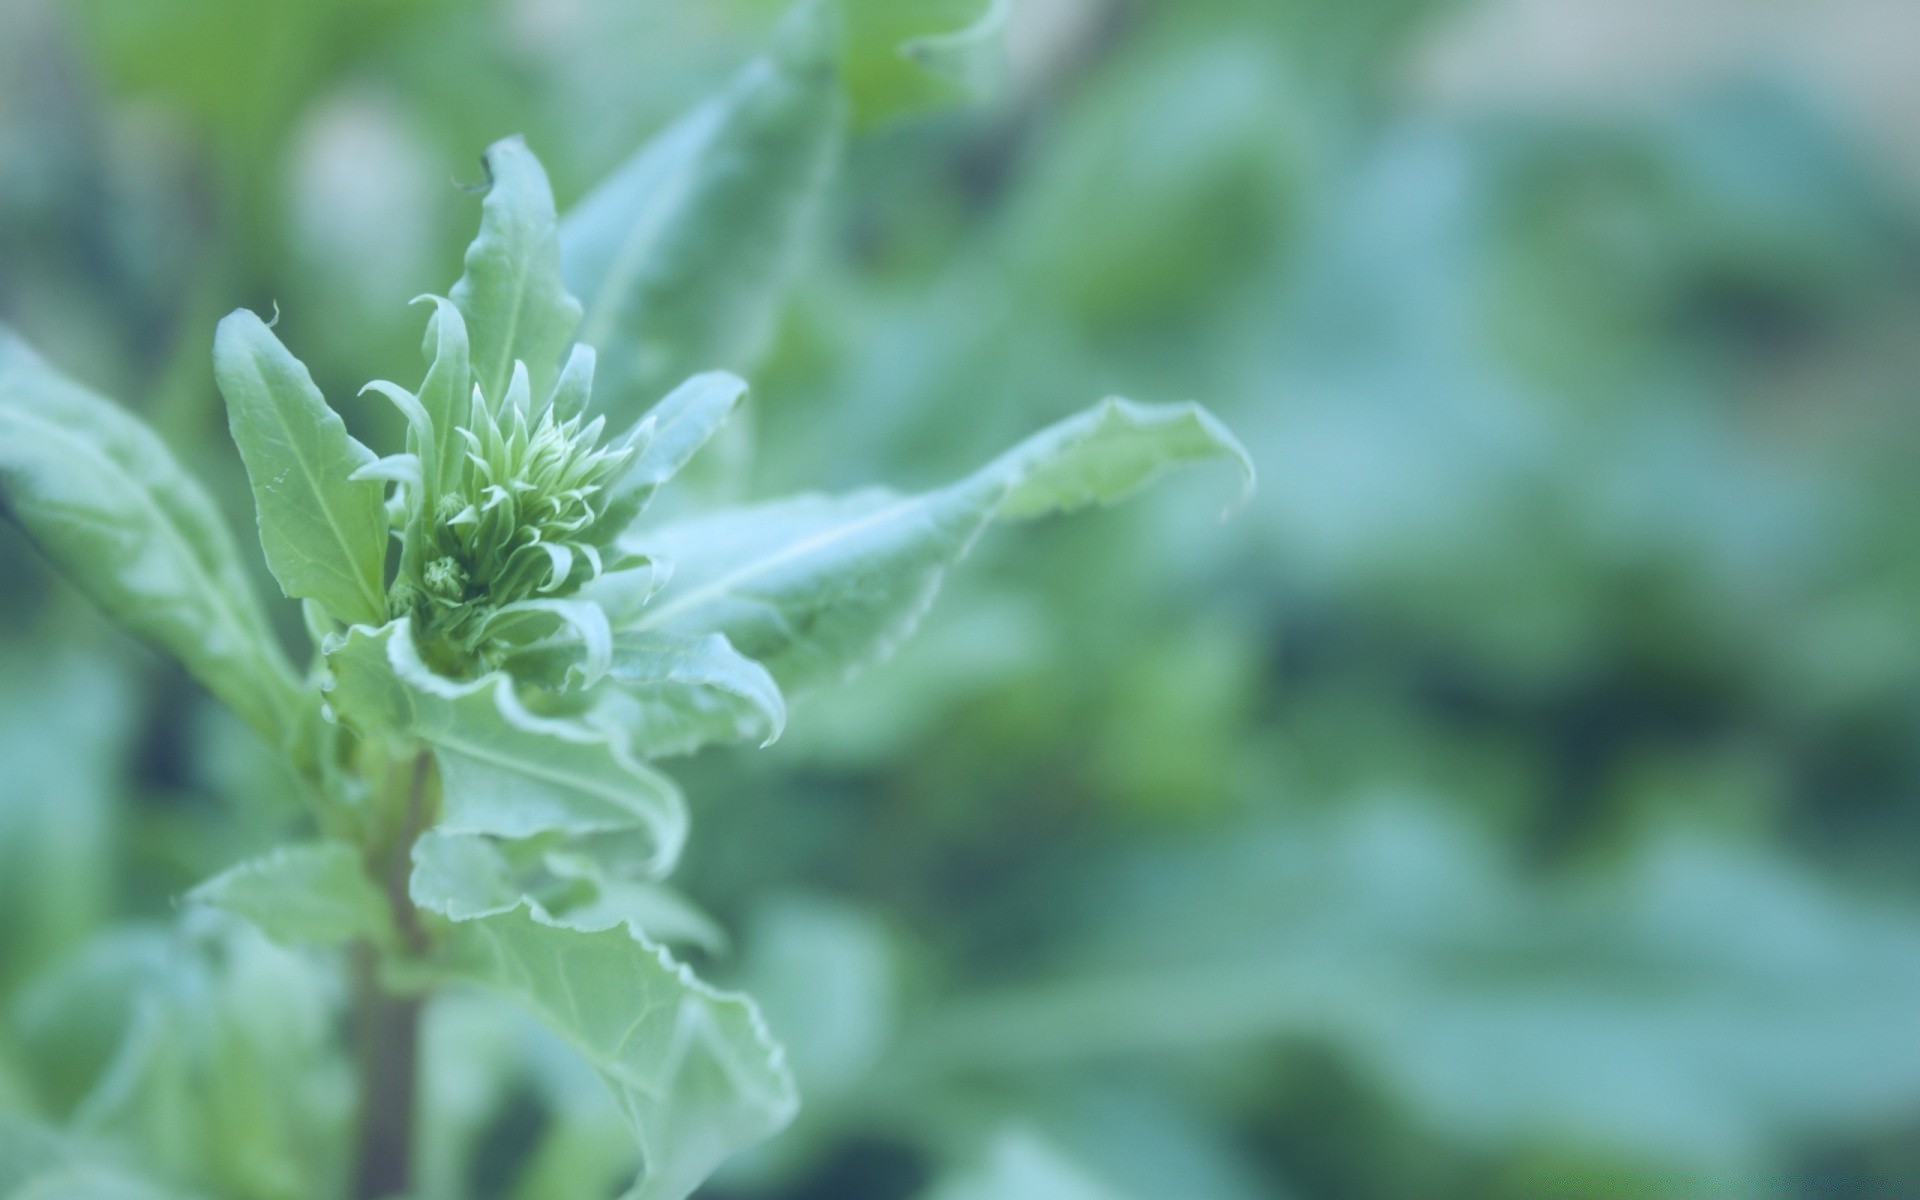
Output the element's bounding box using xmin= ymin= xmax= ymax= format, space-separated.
xmin=0 ymin=326 xmax=309 ymax=750
xmin=213 ymin=308 xmax=390 ymax=628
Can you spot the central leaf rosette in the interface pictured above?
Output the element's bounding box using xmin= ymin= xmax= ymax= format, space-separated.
xmin=397 ymin=358 xmax=639 ymax=669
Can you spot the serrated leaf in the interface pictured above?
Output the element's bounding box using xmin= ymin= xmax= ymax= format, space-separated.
xmin=453 ymin=137 xmax=582 ymax=411
xmin=409 ymin=832 xmax=727 ymax=955
xmin=443 ymin=902 xmax=798 ymax=1200
xmin=560 ymin=2 xmax=844 ymax=423
xmin=589 ymin=631 xmax=786 ymax=759
xmin=213 ymin=309 xmax=390 ymax=627
xmin=601 ymin=372 xmax=748 ymax=532
xmin=624 ymin=398 xmax=1251 ymax=693
xmin=0 ymin=326 xmax=310 ymax=751
xmin=325 ymin=620 xmax=687 ymax=875
xmin=187 ymin=841 xmax=396 ymax=949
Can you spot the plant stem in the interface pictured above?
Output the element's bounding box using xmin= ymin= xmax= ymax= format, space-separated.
xmin=352 ymin=750 xmax=434 ymax=1199
xmin=351 ymin=950 xmax=423 ymax=1200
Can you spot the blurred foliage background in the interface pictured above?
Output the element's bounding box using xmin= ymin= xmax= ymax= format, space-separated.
xmin=3 ymin=0 xmax=1920 ymax=1196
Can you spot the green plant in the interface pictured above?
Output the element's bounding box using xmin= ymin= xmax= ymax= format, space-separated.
xmin=0 ymin=26 xmax=1249 ymax=1197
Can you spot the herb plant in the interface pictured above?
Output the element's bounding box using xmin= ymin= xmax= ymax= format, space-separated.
xmin=0 ymin=11 xmax=1249 ymax=1195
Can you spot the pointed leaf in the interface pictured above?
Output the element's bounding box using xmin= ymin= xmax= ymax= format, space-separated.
xmin=0 ymin=326 xmax=309 ymax=750
xmin=325 ymin=620 xmax=686 ymax=874
xmin=987 ymin=397 xmax=1254 ymax=520
xmin=214 ymin=309 xmax=390 ymax=626
xmin=414 ymin=295 xmax=472 ymax=503
xmin=443 ymin=902 xmax=798 ymax=1200
xmin=560 ymin=3 xmax=844 ymax=423
xmin=452 ymin=137 xmax=582 ymax=410
xmin=626 ymin=399 xmax=1251 ymax=693
xmin=187 ymin=841 xmax=396 ymax=949
xmin=602 ymin=371 xmax=748 ymax=533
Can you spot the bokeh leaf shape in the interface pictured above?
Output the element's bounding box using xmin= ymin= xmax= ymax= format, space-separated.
xmin=438 ymin=901 xmax=799 ymax=1200
xmin=324 ymin=619 xmax=688 ymax=876
xmin=187 ymin=841 xmax=397 ymax=949
xmin=213 ymin=308 xmax=390 ymax=627
xmin=0 ymin=1116 xmax=207 ymax=1200
xmin=9 ymin=917 xmax=352 ymax=1198
xmin=898 ymin=0 xmax=1013 ymax=101
xmin=452 ymin=136 xmax=583 ymax=410
xmin=624 ymin=398 xmax=1253 ymax=693
xmin=923 ymin=1128 xmax=1129 ymax=1200
xmin=0 ymin=326 xmax=309 ymax=751
xmin=588 ymin=630 xmax=787 ymax=760
xmin=560 ymin=0 xmax=845 ymax=424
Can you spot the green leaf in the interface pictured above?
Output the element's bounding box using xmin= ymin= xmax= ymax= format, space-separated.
xmin=416 ymin=296 xmax=472 ymax=489
xmin=453 ymin=136 xmax=582 ymax=411
xmin=325 ymin=619 xmax=687 ymax=874
xmin=0 ymin=326 xmax=309 ymax=750
xmin=588 ymin=630 xmax=786 ymax=759
xmin=600 ymin=372 xmax=748 ymax=532
xmin=409 ymin=832 xmax=726 ymax=955
xmin=442 ymin=902 xmax=799 ymax=1200
xmin=625 ymin=398 xmax=1252 ymax=693
xmin=213 ymin=308 xmax=391 ymax=627
xmin=187 ymin=841 xmax=396 ymax=949
xmin=560 ymin=2 xmax=844 ymax=423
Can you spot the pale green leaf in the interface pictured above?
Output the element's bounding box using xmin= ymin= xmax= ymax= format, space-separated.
xmin=625 ymin=398 xmax=1251 ymax=693
xmin=986 ymin=398 xmax=1255 ymax=520
xmin=588 ymin=630 xmax=785 ymax=759
xmin=213 ymin=308 xmax=390 ymax=627
xmin=325 ymin=619 xmax=687 ymax=874
xmin=0 ymin=326 xmax=310 ymax=751
xmin=187 ymin=841 xmax=396 ymax=949
xmin=445 ymin=902 xmax=799 ymax=1200
xmin=899 ymin=0 xmax=1014 ymax=101
xmin=560 ymin=2 xmax=844 ymax=423
xmin=409 ymin=832 xmax=726 ymax=954
xmin=453 ymin=137 xmax=582 ymax=411
xmin=415 ymin=294 xmax=473 ymax=499
xmin=600 ymin=372 xmax=748 ymax=531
